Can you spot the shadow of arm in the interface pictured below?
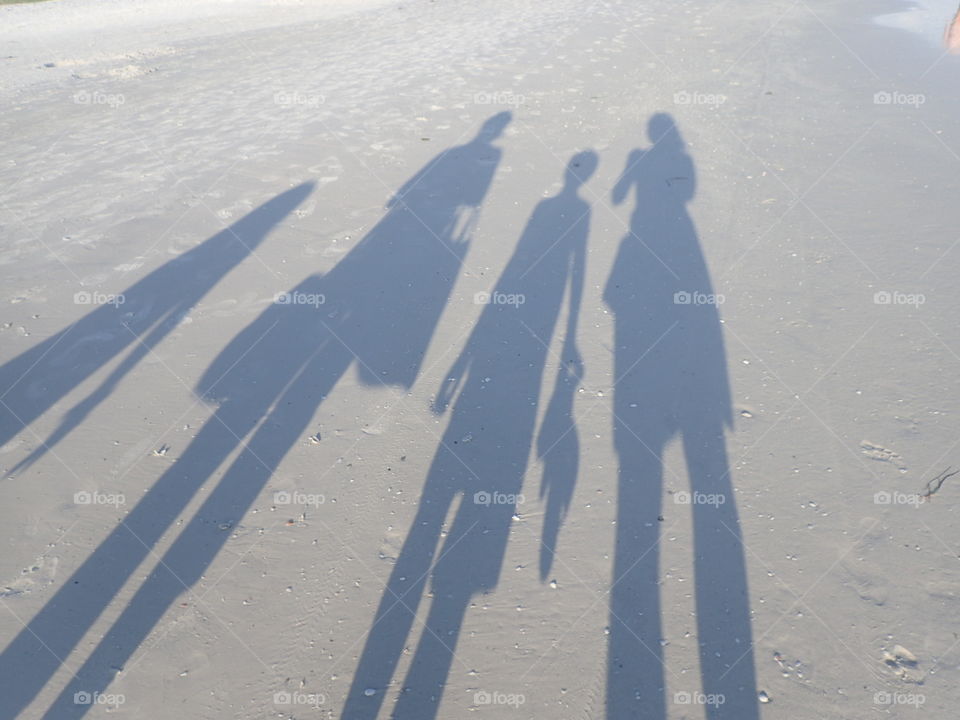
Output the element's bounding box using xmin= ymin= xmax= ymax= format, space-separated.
xmin=612 ymin=149 xmax=644 ymax=205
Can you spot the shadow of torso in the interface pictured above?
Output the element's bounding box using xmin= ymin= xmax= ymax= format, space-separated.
xmin=604 ymin=145 xmax=730 ymax=447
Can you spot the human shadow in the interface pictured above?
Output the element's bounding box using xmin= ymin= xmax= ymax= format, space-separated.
xmin=342 ymin=151 xmax=596 ymax=720
xmin=0 ymin=183 xmax=313 ymax=475
xmin=0 ymin=112 xmax=511 ymax=720
xmin=603 ymin=114 xmax=758 ymax=719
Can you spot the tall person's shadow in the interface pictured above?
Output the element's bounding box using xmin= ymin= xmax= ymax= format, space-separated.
xmin=343 ymin=151 xmax=596 ymax=720
xmin=0 ymin=183 xmax=313 ymax=474
xmin=603 ymin=114 xmax=758 ymax=719
xmin=0 ymin=112 xmax=511 ymax=720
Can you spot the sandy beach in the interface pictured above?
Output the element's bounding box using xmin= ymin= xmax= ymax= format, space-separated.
xmin=2 ymin=0 xmax=960 ymax=717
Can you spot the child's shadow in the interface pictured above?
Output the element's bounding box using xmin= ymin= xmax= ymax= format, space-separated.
xmin=343 ymin=151 xmax=597 ymax=720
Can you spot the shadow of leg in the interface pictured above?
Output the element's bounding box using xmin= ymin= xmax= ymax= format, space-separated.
xmin=0 ymin=410 xmax=259 ymax=718
xmin=607 ymin=444 xmax=666 ymax=720
xmin=390 ymin=586 xmax=471 ymax=720
xmin=341 ymin=474 xmax=458 ymax=720
xmin=685 ymin=419 xmax=758 ymax=720
xmin=40 ymin=371 xmax=334 ymax=719
xmin=389 ymin=498 xmax=513 ymax=720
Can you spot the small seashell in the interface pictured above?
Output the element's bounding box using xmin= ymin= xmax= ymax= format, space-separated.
xmin=892 ymin=644 xmax=918 ymax=665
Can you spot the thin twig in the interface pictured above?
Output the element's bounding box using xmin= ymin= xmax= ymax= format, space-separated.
xmin=920 ymin=466 xmax=959 ymax=501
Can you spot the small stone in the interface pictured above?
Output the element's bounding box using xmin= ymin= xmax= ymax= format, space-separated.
xmin=549 ymin=579 xmax=558 ymax=589
xmin=892 ymin=644 xmax=918 ymax=665
xmin=364 ymin=688 xmax=376 ymax=697
xmin=758 ymin=690 xmax=771 ymax=703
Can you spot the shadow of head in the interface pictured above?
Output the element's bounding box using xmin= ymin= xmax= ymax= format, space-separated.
xmin=477 ymin=111 xmax=512 ymax=141
xmin=565 ymin=150 xmax=599 ymax=188
xmin=648 ymin=112 xmax=684 ymax=147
